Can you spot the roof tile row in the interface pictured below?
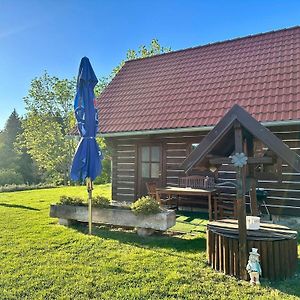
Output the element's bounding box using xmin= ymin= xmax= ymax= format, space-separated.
xmin=96 ymin=27 xmax=300 ymax=133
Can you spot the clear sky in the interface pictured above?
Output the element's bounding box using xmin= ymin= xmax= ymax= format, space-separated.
xmin=0 ymin=0 xmax=300 ymax=129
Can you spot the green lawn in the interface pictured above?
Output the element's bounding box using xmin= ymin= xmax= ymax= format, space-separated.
xmin=0 ymin=185 xmax=299 ymax=299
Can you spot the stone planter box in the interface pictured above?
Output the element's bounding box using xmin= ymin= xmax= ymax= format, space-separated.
xmin=50 ymin=204 xmax=176 ymax=236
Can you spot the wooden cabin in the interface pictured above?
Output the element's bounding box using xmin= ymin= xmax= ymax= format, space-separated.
xmin=96 ymin=26 xmax=300 ymax=218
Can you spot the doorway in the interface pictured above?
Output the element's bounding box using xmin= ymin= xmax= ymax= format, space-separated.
xmin=138 ymin=145 xmax=163 ymax=197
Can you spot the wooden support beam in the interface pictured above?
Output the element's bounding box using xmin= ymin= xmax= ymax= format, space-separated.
xmin=246 ymin=137 xmax=259 ymax=217
xmin=249 ymin=178 xmax=258 ymax=216
xmin=276 ymin=158 xmax=283 ymax=183
xmin=234 ymin=122 xmax=248 ymax=280
xmin=209 ymin=156 xmax=273 ymax=165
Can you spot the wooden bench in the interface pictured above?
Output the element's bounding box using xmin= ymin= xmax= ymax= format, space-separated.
xmin=178 ymin=175 xmax=215 ymax=189
xmin=177 ymin=176 xmax=216 ymax=211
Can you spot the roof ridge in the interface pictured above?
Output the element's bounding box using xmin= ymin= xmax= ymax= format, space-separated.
xmin=125 ymin=25 xmax=300 ymax=63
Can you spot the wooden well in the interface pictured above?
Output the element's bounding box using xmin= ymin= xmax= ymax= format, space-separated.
xmin=207 ymin=219 xmax=298 ymax=280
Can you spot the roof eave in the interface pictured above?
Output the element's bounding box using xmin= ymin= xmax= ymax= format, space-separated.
xmin=98 ymin=119 xmax=300 ymax=138
xmin=98 ymin=125 xmax=214 ymax=138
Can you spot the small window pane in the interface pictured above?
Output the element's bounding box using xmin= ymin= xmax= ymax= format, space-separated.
xmin=151 ymin=163 xmax=160 ymax=178
xmin=142 ymin=146 xmax=150 ymax=161
xmin=151 ymin=146 xmax=160 ymax=162
xmin=142 ymin=163 xmax=150 ymax=178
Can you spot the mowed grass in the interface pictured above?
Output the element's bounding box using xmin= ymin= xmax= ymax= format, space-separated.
xmin=0 ymin=185 xmax=299 ymax=300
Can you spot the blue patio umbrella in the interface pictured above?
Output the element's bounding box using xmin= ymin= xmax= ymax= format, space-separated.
xmin=70 ymin=57 xmax=103 ymax=234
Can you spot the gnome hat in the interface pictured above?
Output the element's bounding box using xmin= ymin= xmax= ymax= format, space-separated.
xmin=249 ymin=248 xmax=260 ymax=256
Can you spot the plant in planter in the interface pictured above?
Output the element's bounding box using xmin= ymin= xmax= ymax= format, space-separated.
xmin=130 ymin=196 xmax=164 ymax=236
xmin=59 ymin=195 xmax=85 ymax=206
xmin=131 ymin=196 xmax=161 ymax=215
xmin=92 ymin=196 xmax=111 ymax=208
xmin=58 ymin=195 xmax=111 ymax=208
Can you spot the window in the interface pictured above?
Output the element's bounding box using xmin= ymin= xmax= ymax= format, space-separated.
xmin=141 ymin=146 xmax=160 ymax=178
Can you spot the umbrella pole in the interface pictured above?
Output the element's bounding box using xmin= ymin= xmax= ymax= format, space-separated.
xmin=86 ymin=177 xmax=93 ymax=235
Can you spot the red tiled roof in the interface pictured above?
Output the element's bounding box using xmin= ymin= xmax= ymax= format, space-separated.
xmin=96 ymin=26 xmax=300 ymax=134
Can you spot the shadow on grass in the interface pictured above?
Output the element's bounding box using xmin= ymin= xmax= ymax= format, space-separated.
xmin=0 ymin=202 xmax=40 ymax=211
xmin=70 ymin=222 xmax=206 ymax=253
xmin=178 ymin=211 xmax=209 ymax=221
xmin=68 ymin=219 xmax=300 ymax=297
xmin=266 ymin=246 xmax=300 ymax=298
xmin=267 ymin=267 xmax=300 ymax=298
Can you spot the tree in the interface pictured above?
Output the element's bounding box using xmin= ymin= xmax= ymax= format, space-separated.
xmin=112 ymin=38 xmax=171 ymax=76
xmin=20 ymin=39 xmax=171 ymax=185
xmin=20 ymin=72 xmax=77 ymax=184
xmin=2 ymin=109 xmax=22 ymax=146
xmin=0 ymin=110 xmax=21 ymax=171
xmin=0 ymin=110 xmax=39 ymax=185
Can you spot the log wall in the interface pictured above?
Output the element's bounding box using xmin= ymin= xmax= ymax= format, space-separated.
xmin=111 ymin=143 xmax=136 ymax=202
xmin=108 ymin=124 xmax=300 ymax=216
xmin=217 ymin=126 xmax=300 ymax=216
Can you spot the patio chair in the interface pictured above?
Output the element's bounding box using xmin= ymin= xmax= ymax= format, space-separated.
xmin=146 ymin=181 xmax=157 ymax=199
xmin=146 ymin=182 xmax=178 ymax=209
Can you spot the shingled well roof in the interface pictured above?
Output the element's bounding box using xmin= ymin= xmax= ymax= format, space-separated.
xmin=96 ymin=26 xmax=300 ymax=135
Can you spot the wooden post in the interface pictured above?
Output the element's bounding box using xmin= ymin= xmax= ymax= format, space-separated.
xmin=208 ymin=193 xmax=212 ymax=221
xmin=249 ymin=178 xmax=258 ymax=216
xmin=246 ymin=137 xmax=259 ymax=216
xmin=86 ymin=177 xmax=93 ymax=235
xmin=276 ymin=158 xmax=283 ymax=183
xmin=234 ymin=122 xmax=248 ymax=280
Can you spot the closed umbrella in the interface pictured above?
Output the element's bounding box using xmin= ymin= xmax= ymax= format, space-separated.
xmin=70 ymin=56 xmax=103 ymax=235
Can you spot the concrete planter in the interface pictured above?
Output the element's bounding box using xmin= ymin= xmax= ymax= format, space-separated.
xmin=50 ymin=204 xmax=176 ymax=236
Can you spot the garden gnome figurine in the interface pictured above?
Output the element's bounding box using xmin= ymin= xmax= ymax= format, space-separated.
xmin=246 ymin=248 xmax=262 ymax=285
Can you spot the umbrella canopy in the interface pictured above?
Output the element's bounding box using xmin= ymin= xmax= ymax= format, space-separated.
xmin=70 ymin=57 xmax=103 ymax=181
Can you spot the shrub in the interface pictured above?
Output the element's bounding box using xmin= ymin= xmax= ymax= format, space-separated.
xmin=0 ymin=183 xmax=57 ymax=193
xmin=92 ymin=196 xmax=111 ymax=208
xmin=131 ymin=196 xmax=161 ymax=215
xmin=59 ymin=195 xmax=84 ymax=206
xmin=58 ymin=195 xmax=111 ymax=208
xmin=94 ymin=158 xmax=111 ymax=184
xmin=0 ymin=169 xmax=24 ymax=186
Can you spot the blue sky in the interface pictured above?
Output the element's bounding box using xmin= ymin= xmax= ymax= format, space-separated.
xmin=0 ymin=0 xmax=300 ymax=129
